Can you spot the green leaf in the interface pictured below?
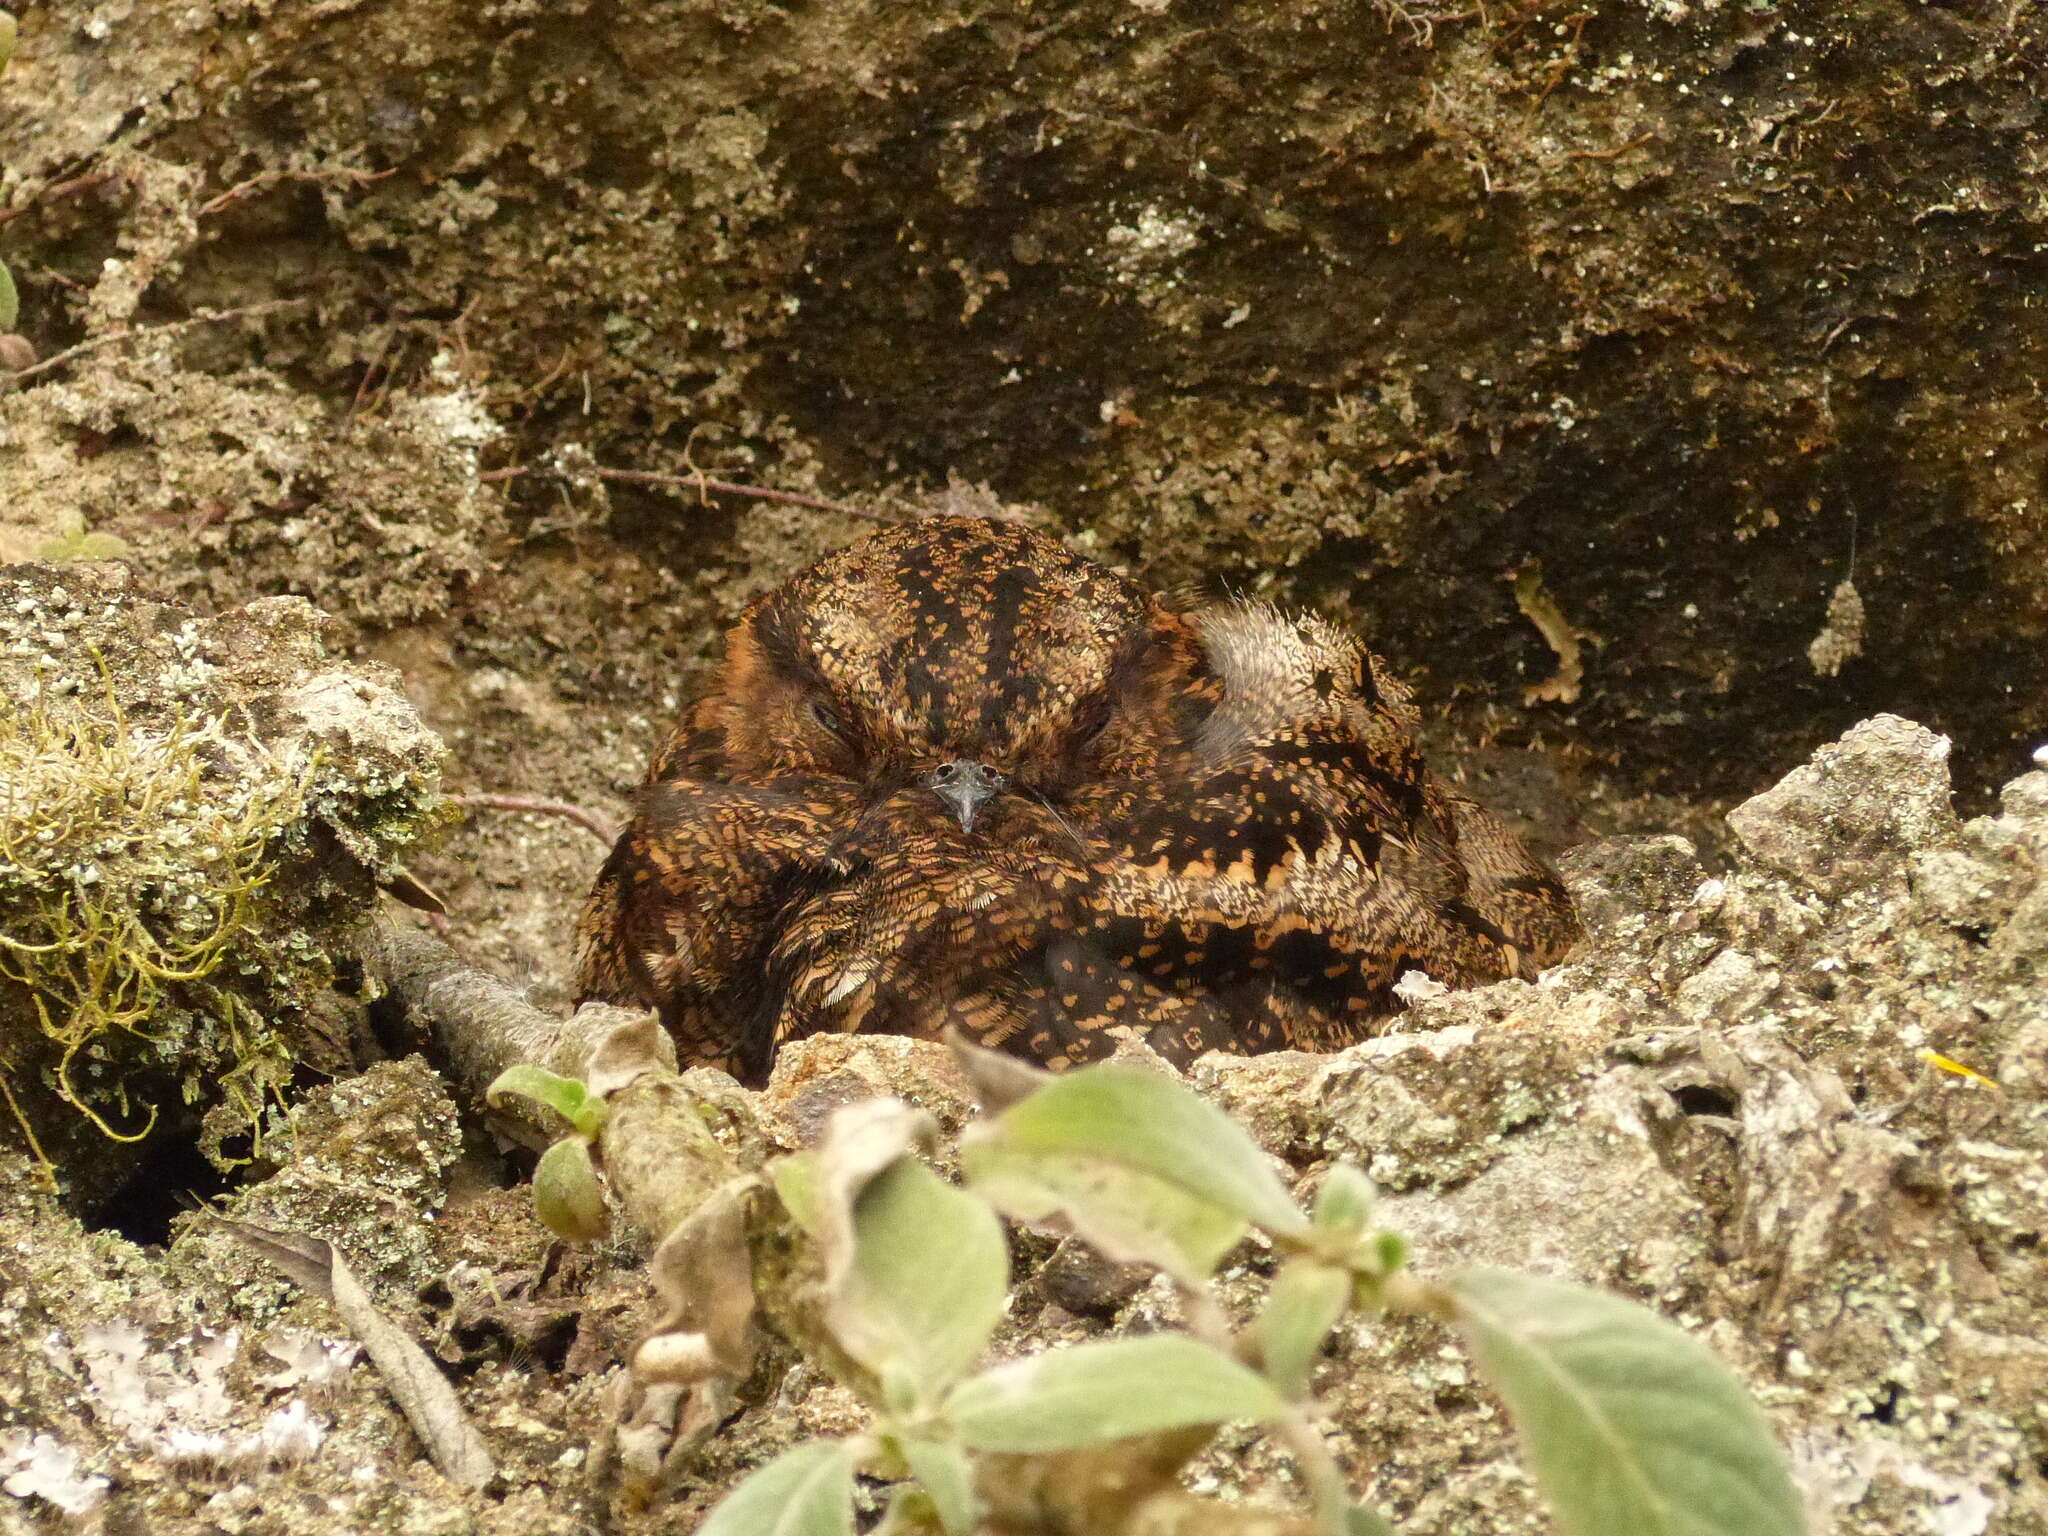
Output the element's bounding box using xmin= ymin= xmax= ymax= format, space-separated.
xmin=1445 ymin=1269 xmax=1805 ymax=1536
xmin=699 ymin=1439 xmax=859 ymax=1536
xmin=963 ymin=1139 xmax=1246 ymax=1281
xmin=486 ymin=1064 xmax=603 ymax=1137
xmin=1367 ymin=1230 xmax=1408 ymax=1278
xmin=1256 ymin=1257 xmax=1352 ymax=1399
xmin=1343 ymin=1505 xmax=1398 ymax=1536
xmin=771 ymin=1150 xmax=826 ymax=1236
xmin=531 ymin=1137 xmax=608 ymax=1241
xmin=900 ymin=1436 xmax=978 ymax=1536
xmin=1312 ymin=1163 xmax=1376 ymax=1239
xmin=770 ymin=1150 xmax=825 ymax=1236
xmin=961 ymin=1061 xmax=1305 ymax=1274
xmin=0 ymin=258 xmax=16 ymax=334
xmin=947 ymin=1334 xmax=1284 ymax=1452
xmin=835 ymin=1157 xmax=1009 ymax=1398
xmin=871 ymin=1485 xmax=944 ymax=1536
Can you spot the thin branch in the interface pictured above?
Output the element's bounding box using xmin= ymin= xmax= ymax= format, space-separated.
xmin=4 ymin=299 xmax=310 ymax=387
xmin=355 ymin=924 xmax=648 ymax=1130
xmin=1565 ymin=131 xmax=1655 ymax=162
xmin=479 ymin=462 xmax=900 ymax=525
xmin=196 ymin=165 xmax=394 ymax=218
xmin=218 ymin=1217 xmax=495 ymax=1488
xmin=0 ymin=170 xmax=118 ymax=227
xmin=343 ymin=327 xmax=397 ymax=433
xmin=356 ymin=927 xmax=736 ymax=1235
xmin=452 ymin=792 xmax=619 ymax=845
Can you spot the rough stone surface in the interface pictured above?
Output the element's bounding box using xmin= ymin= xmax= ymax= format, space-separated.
xmin=14 ymin=0 xmax=2041 ymax=1029
xmin=1728 ymin=714 xmax=1964 ymax=899
xmin=172 ymin=1057 xmax=465 ymax=1304
xmin=4 ymin=0 xmax=2048 ymax=1526
xmin=6 ymin=714 xmax=2044 ymax=1534
xmin=2 ymin=0 xmax=2045 ymax=820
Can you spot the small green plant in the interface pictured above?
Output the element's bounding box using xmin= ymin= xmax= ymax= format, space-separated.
xmin=486 ymin=1064 xmax=612 ymax=1241
xmin=34 ymin=508 xmax=132 ymax=563
xmin=503 ymin=1041 xmax=1806 ymax=1536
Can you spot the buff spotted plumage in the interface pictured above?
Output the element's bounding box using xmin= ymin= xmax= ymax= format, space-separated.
xmin=577 ymin=517 xmax=1578 ymax=1083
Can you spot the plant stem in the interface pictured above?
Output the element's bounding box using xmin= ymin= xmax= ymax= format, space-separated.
xmin=1173 ymin=1280 xmax=1358 ymax=1529
xmin=478 ymin=462 xmax=900 ymax=524
xmin=450 ymin=792 xmax=618 ymax=844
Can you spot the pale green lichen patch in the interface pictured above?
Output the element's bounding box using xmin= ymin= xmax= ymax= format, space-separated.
xmin=0 ymin=563 xmax=447 ymax=1197
xmin=0 ymin=676 xmax=312 ymax=1147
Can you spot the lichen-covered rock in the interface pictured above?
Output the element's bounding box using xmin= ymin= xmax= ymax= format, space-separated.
xmin=7 ymin=712 xmax=2047 ymax=1536
xmin=0 ymin=357 xmax=504 ymax=631
xmin=1726 ymin=714 xmax=1963 ymax=899
xmin=172 ymin=1057 xmax=464 ymax=1303
xmin=1209 ymin=716 xmax=2048 ymax=1535
xmin=0 ymin=562 xmax=445 ymax=1201
xmin=1554 ymin=832 xmax=1706 ymax=936
xmin=758 ymin=1032 xmax=974 ymax=1152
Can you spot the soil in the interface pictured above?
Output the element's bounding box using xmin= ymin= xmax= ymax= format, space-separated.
xmin=1 ymin=0 xmax=2045 ymax=1532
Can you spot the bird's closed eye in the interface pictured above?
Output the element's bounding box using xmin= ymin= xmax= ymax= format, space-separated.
xmin=1073 ymin=698 xmax=1115 ymax=744
xmin=810 ymin=699 xmax=849 ymax=740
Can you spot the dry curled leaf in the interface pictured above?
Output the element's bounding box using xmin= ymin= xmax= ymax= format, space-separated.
xmin=217 ymin=1218 xmax=494 ymax=1488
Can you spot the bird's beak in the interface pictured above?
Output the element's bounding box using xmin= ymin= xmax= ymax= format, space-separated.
xmin=924 ymin=759 xmax=1007 ymax=833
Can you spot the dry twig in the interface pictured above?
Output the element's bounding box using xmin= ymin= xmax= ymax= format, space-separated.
xmin=356 ymin=925 xmax=649 ymax=1124
xmin=1566 ymin=131 xmax=1655 ymax=162
xmin=4 ymin=299 xmax=309 ymax=387
xmin=0 ymin=170 xmax=119 ymax=227
xmin=196 ymin=166 xmax=394 ymax=218
xmin=479 ymin=462 xmax=899 ymax=525
xmin=1509 ymin=559 xmax=1596 ymax=706
xmin=219 ymin=1219 xmax=495 ymax=1488
xmin=452 ymin=793 xmax=619 ymax=845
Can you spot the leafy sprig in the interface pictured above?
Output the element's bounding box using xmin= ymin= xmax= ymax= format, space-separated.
xmin=515 ymin=1038 xmax=1806 ymax=1536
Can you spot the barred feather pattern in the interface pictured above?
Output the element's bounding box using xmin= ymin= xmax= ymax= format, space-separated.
xmin=578 ymin=518 xmax=1578 ymax=1082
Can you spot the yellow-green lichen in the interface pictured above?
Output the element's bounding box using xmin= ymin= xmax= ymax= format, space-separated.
xmin=0 ymin=674 xmax=313 ymax=1162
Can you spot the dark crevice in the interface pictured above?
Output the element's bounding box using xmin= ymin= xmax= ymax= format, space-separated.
xmin=85 ymin=1117 xmax=234 ymax=1248
xmin=1670 ymin=1083 xmax=1741 ymax=1120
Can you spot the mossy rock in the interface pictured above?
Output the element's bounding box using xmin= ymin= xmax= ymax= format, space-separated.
xmin=0 ymin=562 xmax=446 ymax=1207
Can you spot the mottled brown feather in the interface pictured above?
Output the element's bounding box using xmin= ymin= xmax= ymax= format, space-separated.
xmin=577 ymin=517 xmax=1579 ymax=1082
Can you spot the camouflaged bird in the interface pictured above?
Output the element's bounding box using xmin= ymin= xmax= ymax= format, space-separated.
xmin=577 ymin=517 xmax=1578 ymax=1083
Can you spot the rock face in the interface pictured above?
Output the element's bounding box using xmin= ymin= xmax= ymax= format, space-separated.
xmin=0 ymin=562 xmax=444 ymax=1204
xmin=1254 ymin=716 xmax=2048 ymax=1536
xmin=1726 ymin=715 xmax=1963 ymax=899
xmin=2 ymin=2 xmax=2046 ymax=801
xmin=5 ymin=713 xmax=2044 ymax=1534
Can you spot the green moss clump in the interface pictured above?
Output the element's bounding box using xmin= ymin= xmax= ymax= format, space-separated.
xmin=0 ymin=567 xmax=450 ymax=1196
xmin=0 ymin=677 xmax=316 ymax=1164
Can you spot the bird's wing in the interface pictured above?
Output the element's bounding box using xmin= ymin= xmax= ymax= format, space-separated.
xmin=1065 ymin=602 xmax=1578 ymax=1048
xmin=575 ymin=777 xmax=860 ymax=1076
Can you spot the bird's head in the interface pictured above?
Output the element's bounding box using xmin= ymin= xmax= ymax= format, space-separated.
xmin=698 ymin=518 xmax=1210 ymax=828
